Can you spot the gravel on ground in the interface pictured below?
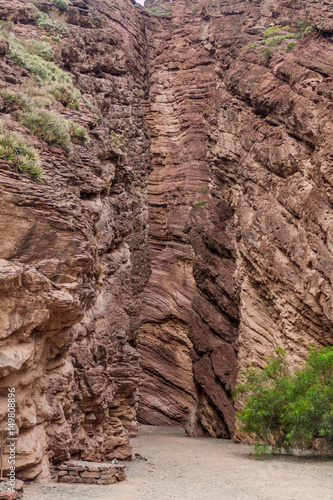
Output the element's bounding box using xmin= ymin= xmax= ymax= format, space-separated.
xmin=24 ymin=425 xmax=333 ymax=500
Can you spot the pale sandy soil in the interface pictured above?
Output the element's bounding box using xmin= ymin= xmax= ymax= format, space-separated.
xmin=24 ymin=425 xmax=333 ymax=500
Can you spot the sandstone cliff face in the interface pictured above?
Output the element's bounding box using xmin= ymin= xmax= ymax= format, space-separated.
xmin=138 ymin=0 xmax=333 ymax=437
xmin=0 ymin=0 xmax=150 ymax=479
xmin=0 ymin=0 xmax=333 ymax=481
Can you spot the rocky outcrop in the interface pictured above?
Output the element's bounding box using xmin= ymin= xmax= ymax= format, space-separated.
xmin=0 ymin=0 xmax=150 ymax=480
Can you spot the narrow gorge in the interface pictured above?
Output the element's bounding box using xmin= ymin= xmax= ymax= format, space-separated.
xmin=0 ymin=0 xmax=332 ymax=483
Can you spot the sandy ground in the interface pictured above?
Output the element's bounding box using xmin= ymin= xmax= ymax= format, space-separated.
xmin=24 ymin=425 xmax=333 ymax=500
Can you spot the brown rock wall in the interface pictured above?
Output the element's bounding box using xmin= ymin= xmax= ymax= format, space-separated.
xmin=0 ymin=0 xmax=150 ymax=479
xmin=1 ymin=0 xmax=333 ymax=480
xmin=138 ymin=0 xmax=333 ymax=438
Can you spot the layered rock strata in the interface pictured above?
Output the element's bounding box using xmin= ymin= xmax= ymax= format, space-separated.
xmin=0 ymin=0 xmax=150 ymax=479
xmin=138 ymin=0 xmax=333 ymax=436
xmin=0 ymin=0 xmax=333 ymax=481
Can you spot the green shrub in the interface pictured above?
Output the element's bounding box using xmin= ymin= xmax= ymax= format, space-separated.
xmin=0 ymin=129 xmax=42 ymax=180
xmin=236 ymin=346 xmax=333 ymax=455
xmin=9 ymin=39 xmax=71 ymax=84
xmin=262 ymin=48 xmax=272 ymax=62
xmin=246 ymin=42 xmax=258 ymax=50
xmin=263 ymin=25 xmax=290 ymax=37
xmin=1 ymin=90 xmax=28 ymax=113
xmin=297 ymin=19 xmax=315 ymax=37
xmin=263 ymin=33 xmax=300 ymax=47
xmin=19 ymin=38 xmax=53 ymax=60
xmin=70 ymin=121 xmax=90 ymax=145
xmin=21 ymin=109 xmax=72 ymax=157
xmin=50 ymin=0 xmax=69 ymax=11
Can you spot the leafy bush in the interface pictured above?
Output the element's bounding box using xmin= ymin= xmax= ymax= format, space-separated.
xmin=264 ymin=33 xmax=300 ymax=46
xmin=263 ymin=25 xmax=290 ymax=37
xmin=246 ymin=42 xmax=258 ymax=50
xmin=236 ymin=346 xmax=333 ymax=454
xmin=21 ymin=109 xmax=72 ymax=157
xmin=262 ymin=48 xmax=272 ymax=62
xmin=9 ymin=39 xmax=71 ymax=83
xmin=297 ymin=19 xmax=315 ymax=37
xmin=1 ymin=90 xmax=28 ymax=113
xmin=70 ymin=121 xmax=90 ymax=145
xmin=19 ymin=38 xmax=53 ymax=60
xmin=0 ymin=129 xmax=42 ymax=180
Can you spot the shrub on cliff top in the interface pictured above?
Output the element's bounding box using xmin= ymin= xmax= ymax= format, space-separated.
xmin=236 ymin=346 xmax=333 ymax=455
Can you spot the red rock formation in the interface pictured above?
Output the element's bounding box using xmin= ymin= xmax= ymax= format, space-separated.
xmin=138 ymin=0 xmax=333 ymax=438
xmin=1 ymin=0 xmax=333 ymax=481
xmin=0 ymin=0 xmax=150 ymax=479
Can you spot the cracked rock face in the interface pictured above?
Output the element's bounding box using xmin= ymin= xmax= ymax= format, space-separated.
xmin=1 ymin=0 xmax=333 ymax=479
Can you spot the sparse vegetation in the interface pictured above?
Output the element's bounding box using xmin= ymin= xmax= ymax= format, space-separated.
xmin=109 ymin=130 xmax=122 ymax=146
xmin=297 ymin=19 xmax=315 ymax=37
xmin=0 ymin=128 xmax=43 ymax=180
xmin=21 ymin=109 xmax=73 ymax=157
xmin=50 ymin=0 xmax=69 ymax=11
xmin=236 ymin=346 xmax=333 ymax=455
xmin=262 ymin=48 xmax=272 ymax=62
xmin=286 ymin=42 xmax=296 ymax=51
xmin=36 ymin=11 xmax=69 ymax=35
xmin=1 ymin=89 xmax=28 ymax=113
xmin=50 ymin=84 xmax=81 ymax=109
xmin=9 ymin=38 xmax=71 ymax=83
xmin=193 ymin=200 xmax=208 ymax=208
xmin=246 ymin=42 xmax=258 ymax=50
xmin=70 ymin=121 xmax=90 ymax=145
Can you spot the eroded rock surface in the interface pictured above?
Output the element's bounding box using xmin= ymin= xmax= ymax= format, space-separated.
xmin=0 ymin=0 xmax=150 ymax=479
xmin=138 ymin=0 xmax=333 ymax=437
xmin=0 ymin=0 xmax=333 ymax=480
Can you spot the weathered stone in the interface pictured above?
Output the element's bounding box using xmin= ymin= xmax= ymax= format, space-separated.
xmin=0 ymin=491 xmax=17 ymax=500
xmin=58 ymin=476 xmax=76 ymax=484
xmin=79 ymin=471 xmax=100 ymax=479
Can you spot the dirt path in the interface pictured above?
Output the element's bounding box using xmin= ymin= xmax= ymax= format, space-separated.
xmin=24 ymin=425 xmax=333 ymax=500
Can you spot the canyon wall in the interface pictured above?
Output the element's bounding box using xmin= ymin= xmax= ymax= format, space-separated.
xmin=0 ymin=0 xmax=150 ymax=479
xmin=138 ymin=0 xmax=333 ymax=436
xmin=0 ymin=0 xmax=333 ymax=480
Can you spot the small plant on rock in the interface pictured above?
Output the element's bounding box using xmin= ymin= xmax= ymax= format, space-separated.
xmin=286 ymin=42 xmax=295 ymax=51
xmin=0 ymin=128 xmax=43 ymax=180
xmin=70 ymin=121 xmax=90 ymax=145
xmin=21 ymin=108 xmax=73 ymax=157
xmin=50 ymin=0 xmax=69 ymax=11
